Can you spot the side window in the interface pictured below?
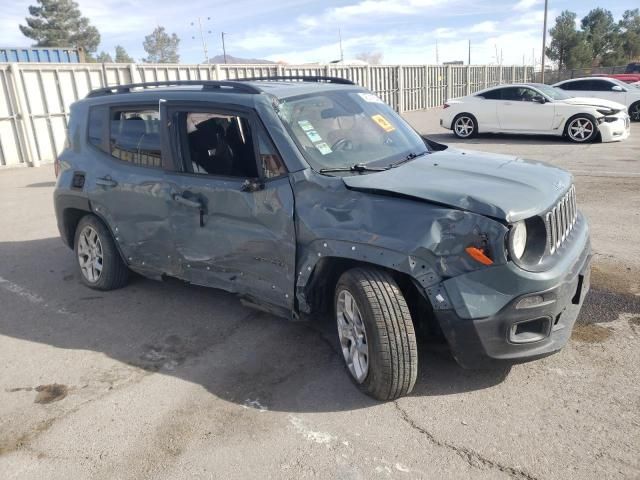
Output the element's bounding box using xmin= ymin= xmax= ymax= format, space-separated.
xmin=257 ymin=129 xmax=286 ymax=179
xmin=591 ymin=80 xmax=615 ymax=91
xmin=501 ymin=88 xmax=522 ymax=101
xmin=88 ymin=106 xmax=106 ymax=151
xmin=182 ymin=112 xmax=258 ymax=178
xmin=558 ymin=80 xmax=583 ymax=91
xmin=517 ymin=88 xmax=538 ymax=101
xmin=110 ymin=108 xmax=161 ymax=168
xmin=479 ymin=89 xmax=502 ymax=100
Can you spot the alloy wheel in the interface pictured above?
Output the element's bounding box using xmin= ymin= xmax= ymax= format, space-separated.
xmin=630 ymin=104 xmax=640 ymax=122
xmin=567 ymin=118 xmax=594 ymax=142
xmin=336 ymin=289 xmax=369 ymax=383
xmin=77 ymin=226 xmax=103 ymax=283
xmin=454 ymin=116 xmax=474 ymax=137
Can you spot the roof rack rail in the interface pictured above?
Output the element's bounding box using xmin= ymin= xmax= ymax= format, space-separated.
xmin=233 ymin=75 xmax=355 ymax=85
xmin=86 ymin=80 xmax=262 ymax=98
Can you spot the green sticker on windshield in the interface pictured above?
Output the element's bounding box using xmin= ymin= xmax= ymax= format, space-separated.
xmin=306 ymin=130 xmax=322 ymax=143
xmin=298 ymin=120 xmax=314 ymax=131
xmin=316 ymin=142 xmax=332 ymax=155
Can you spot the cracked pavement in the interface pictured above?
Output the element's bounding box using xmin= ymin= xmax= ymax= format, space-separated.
xmin=0 ymin=112 xmax=639 ymax=479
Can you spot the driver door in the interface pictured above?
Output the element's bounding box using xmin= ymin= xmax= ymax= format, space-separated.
xmin=159 ymin=101 xmax=296 ymax=313
xmin=497 ymin=87 xmax=555 ymax=132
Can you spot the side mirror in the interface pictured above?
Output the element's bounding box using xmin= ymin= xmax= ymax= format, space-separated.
xmin=612 ymin=85 xmax=625 ymax=92
xmin=532 ymin=95 xmax=546 ymax=103
xmin=240 ymin=178 xmax=265 ymax=193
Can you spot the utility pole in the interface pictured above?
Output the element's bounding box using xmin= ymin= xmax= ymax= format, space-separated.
xmin=468 ymin=39 xmax=471 ymax=65
xmin=221 ymin=32 xmax=228 ymax=64
xmin=190 ymin=17 xmax=211 ymax=64
xmin=541 ymin=0 xmax=548 ymax=82
xmin=338 ymin=28 xmax=344 ymax=63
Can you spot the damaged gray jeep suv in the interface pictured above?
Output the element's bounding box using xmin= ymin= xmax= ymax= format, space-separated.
xmin=54 ymin=77 xmax=591 ymax=400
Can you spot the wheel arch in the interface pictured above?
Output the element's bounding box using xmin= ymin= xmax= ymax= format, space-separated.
xmin=298 ymin=251 xmax=443 ymax=337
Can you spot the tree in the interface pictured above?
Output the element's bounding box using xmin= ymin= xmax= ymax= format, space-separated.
xmin=95 ymin=51 xmax=113 ymax=63
xmin=619 ymin=9 xmax=640 ymax=61
xmin=114 ymin=45 xmax=134 ymax=63
xmin=581 ymin=8 xmax=623 ymax=65
xmin=143 ymin=26 xmax=180 ymax=63
xmin=19 ymin=0 xmax=100 ymax=55
xmin=355 ymin=51 xmax=383 ymax=64
xmin=546 ymin=11 xmax=580 ymax=69
xmin=565 ymin=33 xmax=594 ymax=69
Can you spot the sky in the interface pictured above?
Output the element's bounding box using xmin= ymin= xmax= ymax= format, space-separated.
xmin=1 ymin=0 xmax=638 ymax=65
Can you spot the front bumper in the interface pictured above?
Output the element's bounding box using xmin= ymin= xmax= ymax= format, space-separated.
xmin=598 ymin=115 xmax=631 ymax=142
xmin=435 ymin=216 xmax=591 ymax=368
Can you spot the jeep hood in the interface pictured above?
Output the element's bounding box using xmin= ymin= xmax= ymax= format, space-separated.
xmin=559 ymin=97 xmax=627 ymax=111
xmin=341 ymin=149 xmax=573 ymax=223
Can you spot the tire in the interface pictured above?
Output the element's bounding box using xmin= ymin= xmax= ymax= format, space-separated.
xmin=74 ymin=214 xmax=129 ymax=290
xmin=564 ymin=115 xmax=597 ymax=143
xmin=334 ymin=267 xmax=418 ymax=400
xmin=452 ymin=113 xmax=477 ymax=139
xmin=629 ymin=102 xmax=640 ymax=122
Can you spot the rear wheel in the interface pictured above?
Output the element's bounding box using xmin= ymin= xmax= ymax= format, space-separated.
xmin=74 ymin=215 xmax=129 ymax=290
xmin=565 ymin=115 xmax=597 ymax=143
xmin=629 ymin=102 xmax=640 ymax=122
xmin=335 ymin=267 xmax=418 ymax=400
xmin=452 ymin=114 xmax=477 ymax=139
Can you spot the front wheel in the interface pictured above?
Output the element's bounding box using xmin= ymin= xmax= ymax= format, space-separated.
xmin=629 ymin=102 xmax=640 ymax=122
xmin=452 ymin=114 xmax=477 ymax=139
xmin=335 ymin=267 xmax=418 ymax=400
xmin=565 ymin=116 xmax=597 ymax=143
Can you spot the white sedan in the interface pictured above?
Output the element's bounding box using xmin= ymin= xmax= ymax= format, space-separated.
xmin=440 ymin=83 xmax=630 ymax=143
xmin=553 ymin=76 xmax=640 ymax=122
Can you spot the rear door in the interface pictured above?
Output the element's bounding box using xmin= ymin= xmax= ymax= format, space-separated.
xmin=85 ymin=102 xmax=177 ymax=275
xmin=159 ymin=101 xmax=296 ymax=312
xmin=496 ymin=87 xmax=555 ymax=131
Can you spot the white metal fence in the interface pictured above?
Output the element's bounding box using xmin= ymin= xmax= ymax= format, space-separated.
xmin=0 ymin=62 xmax=533 ymax=168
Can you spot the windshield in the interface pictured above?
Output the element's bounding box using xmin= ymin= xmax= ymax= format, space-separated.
xmin=534 ymin=84 xmax=572 ymax=100
xmin=274 ymin=90 xmax=427 ymax=171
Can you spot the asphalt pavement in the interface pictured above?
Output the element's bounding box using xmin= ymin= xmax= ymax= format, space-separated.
xmin=0 ymin=112 xmax=638 ymax=480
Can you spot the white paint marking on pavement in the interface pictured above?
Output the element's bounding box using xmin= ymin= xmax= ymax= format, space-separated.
xmin=0 ymin=276 xmax=45 ymax=304
xmin=289 ymin=415 xmax=336 ymax=444
xmin=243 ymin=398 xmax=268 ymax=412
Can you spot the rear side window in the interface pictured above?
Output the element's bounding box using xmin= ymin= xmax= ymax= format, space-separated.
xmin=87 ymin=106 xmax=105 ymax=150
xmin=110 ymin=109 xmax=161 ymax=168
xmin=478 ymin=88 xmax=502 ymax=100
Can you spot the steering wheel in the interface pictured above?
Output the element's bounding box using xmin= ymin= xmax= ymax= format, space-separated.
xmin=331 ymin=137 xmax=353 ymax=151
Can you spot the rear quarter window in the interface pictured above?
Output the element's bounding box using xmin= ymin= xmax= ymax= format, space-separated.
xmin=87 ymin=105 xmax=107 ymax=152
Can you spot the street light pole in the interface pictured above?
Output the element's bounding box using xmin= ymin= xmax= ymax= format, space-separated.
xmin=221 ymin=32 xmax=228 ymax=64
xmin=541 ymin=0 xmax=548 ymax=82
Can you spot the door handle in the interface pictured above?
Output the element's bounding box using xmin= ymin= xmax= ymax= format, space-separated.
xmin=172 ymin=193 xmax=201 ymax=209
xmin=96 ymin=176 xmax=117 ymax=188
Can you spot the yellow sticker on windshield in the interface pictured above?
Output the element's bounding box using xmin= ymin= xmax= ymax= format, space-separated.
xmin=371 ymin=114 xmax=395 ymax=132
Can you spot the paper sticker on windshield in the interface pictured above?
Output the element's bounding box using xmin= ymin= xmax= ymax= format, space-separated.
xmin=371 ymin=114 xmax=395 ymax=132
xmin=316 ymin=142 xmax=332 ymax=155
xmin=297 ymin=120 xmax=314 ymax=131
xmin=305 ymin=130 xmax=323 ymax=143
xmin=358 ymin=92 xmax=384 ymax=104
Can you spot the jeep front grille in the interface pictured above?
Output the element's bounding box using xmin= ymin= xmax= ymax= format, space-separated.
xmin=545 ymin=185 xmax=577 ymax=254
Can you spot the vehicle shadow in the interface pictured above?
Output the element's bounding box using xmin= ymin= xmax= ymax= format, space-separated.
xmin=0 ymin=237 xmax=510 ymax=413
xmin=426 ymin=131 xmax=603 ymax=146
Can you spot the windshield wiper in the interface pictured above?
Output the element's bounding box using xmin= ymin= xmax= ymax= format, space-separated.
xmin=388 ymin=150 xmax=430 ymax=168
xmin=319 ymin=163 xmax=390 ymax=174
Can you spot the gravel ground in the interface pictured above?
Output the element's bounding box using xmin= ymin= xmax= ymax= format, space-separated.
xmin=0 ymin=111 xmax=638 ymax=480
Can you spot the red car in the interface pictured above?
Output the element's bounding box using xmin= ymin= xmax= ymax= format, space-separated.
xmin=593 ymin=73 xmax=640 ymax=84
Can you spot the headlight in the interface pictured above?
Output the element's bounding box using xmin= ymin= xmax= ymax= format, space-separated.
xmin=510 ymin=221 xmax=527 ymax=259
xmin=596 ymin=108 xmax=614 ymax=116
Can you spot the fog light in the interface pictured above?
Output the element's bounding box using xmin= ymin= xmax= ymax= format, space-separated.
xmin=516 ymin=295 xmax=544 ymax=309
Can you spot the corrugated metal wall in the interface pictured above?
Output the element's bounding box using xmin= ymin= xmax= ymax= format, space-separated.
xmin=0 ymin=62 xmax=533 ymax=168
